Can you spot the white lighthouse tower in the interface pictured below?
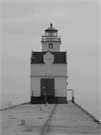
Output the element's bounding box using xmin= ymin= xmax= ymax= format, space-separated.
xmin=30 ymin=24 xmax=68 ymax=104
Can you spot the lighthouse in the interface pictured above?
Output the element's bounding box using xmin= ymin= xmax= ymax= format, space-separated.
xmin=30 ymin=24 xmax=68 ymax=104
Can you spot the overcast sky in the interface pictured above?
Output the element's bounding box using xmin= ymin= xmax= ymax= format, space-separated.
xmin=0 ymin=0 xmax=100 ymax=121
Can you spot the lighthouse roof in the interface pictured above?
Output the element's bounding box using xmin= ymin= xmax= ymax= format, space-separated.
xmin=45 ymin=23 xmax=58 ymax=32
xmin=31 ymin=51 xmax=66 ymax=64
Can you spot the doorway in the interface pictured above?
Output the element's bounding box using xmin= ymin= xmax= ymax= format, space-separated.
xmin=41 ymin=78 xmax=54 ymax=103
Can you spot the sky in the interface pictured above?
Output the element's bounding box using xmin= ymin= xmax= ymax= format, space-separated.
xmin=0 ymin=0 xmax=101 ymax=121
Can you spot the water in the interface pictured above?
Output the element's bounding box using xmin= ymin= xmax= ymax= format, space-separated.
xmin=0 ymin=93 xmax=30 ymax=109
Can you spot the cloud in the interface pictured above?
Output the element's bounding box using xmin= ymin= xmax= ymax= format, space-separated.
xmin=1 ymin=4 xmax=72 ymax=25
xmin=48 ymin=6 xmax=72 ymax=20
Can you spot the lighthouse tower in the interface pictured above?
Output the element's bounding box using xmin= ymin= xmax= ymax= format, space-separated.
xmin=41 ymin=23 xmax=61 ymax=52
xmin=30 ymin=24 xmax=68 ymax=104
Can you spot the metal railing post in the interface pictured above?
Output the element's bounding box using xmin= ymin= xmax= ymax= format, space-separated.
xmin=44 ymin=93 xmax=47 ymax=106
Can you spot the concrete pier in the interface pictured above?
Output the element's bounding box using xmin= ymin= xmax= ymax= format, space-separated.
xmin=0 ymin=102 xmax=100 ymax=135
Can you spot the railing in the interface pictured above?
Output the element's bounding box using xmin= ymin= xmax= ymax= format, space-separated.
xmin=41 ymin=36 xmax=61 ymax=42
xmin=67 ymin=89 xmax=75 ymax=103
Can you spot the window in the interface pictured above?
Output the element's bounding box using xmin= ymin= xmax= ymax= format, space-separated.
xmin=49 ymin=44 xmax=53 ymax=49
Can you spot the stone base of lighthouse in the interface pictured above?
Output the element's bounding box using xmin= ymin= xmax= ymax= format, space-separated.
xmin=30 ymin=96 xmax=68 ymax=104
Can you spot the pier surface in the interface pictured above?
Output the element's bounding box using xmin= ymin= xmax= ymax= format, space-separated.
xmin=0 ymin=102 xmax=100 ymax=135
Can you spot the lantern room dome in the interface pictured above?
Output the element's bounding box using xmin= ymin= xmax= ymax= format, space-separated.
xmin=45 ymin=23 xmax=58 ymax=32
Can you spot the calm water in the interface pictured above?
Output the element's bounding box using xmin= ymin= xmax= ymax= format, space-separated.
xmin=0 ymin=93 xmax=30 ymax=109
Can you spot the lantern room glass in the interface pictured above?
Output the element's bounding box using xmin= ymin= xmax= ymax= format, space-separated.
xmin=45 ymin=32 xmax=57 ymax=37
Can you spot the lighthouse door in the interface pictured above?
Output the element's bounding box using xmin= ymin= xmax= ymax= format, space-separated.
xmin=41 ymin=79 xmax=54 ymax=97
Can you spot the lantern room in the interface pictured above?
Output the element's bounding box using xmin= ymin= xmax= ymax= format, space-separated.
xmin=41 ymin=24 xmax=61 ymax=52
